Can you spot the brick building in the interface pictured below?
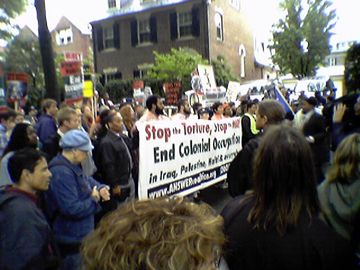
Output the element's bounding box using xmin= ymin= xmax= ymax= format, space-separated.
xmin=51 ymin=16 xmax=92 ymax=60
xmin=91 ymin=0 xmax=266 ymax=83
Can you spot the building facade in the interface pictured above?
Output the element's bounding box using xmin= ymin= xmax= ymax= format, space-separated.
xmin=51 ymin=16 xmax=92 ymax=60
xmin=91 ymin=0 xmax=264 ymax=83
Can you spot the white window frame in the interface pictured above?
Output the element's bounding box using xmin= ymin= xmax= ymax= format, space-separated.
xmin=239 ymin=44 xmax=246 ymax=78
xmin=108 ymin=0 xmax=117 ymax=9
xmin=56 ymin=27 xmax=73 ymax=46
xmin=230 ymin=0 xmax=240 ymax=10
xmin=215 ymin=11 xmax=224 ymax=41
xmin=138 ymin=19 xmax=151 ymax=44
xmin=103 ymin=26 xmax=114 ymax=49
xmin=177 ymin=11 xmax=192 ymax=38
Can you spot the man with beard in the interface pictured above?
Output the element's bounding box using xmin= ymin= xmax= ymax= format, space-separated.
xmin=138 ymin=95 xmax=168 ymax=122
xmin=300 ymin=97 xmax=330 ymax=183
xmin=171 ymin=99 xmax=191 ymax=120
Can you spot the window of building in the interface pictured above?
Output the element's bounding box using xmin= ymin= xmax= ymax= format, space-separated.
xmin=239 ymin=44 xmax=246 ymax=78
xmin=178 ymin=11 xmax=192 ymax=38
xmin=215 ymin=12 xmax=224 ymax=41
xmin=108 ymin=0 xmax=117 ymax=9
xmin=230 ymin=0 xmax=240 ymax=10
xmin=56 ymin=27 xmax=73 ymax=46
xmin=104 ymin=26 xmax=114 ymax=49
xmin=138 ymin=19 xmax=151 ymax=43
xmin=329 ymin=57 xmax=337 ymax=66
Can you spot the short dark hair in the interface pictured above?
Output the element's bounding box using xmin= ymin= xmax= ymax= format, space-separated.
xmin=145 ymin=95 xmax=159 ymax=110
xmin=0 ymin=108 xmax=17 ymax=121
xmin=257 ymin=100 xmax=285 ymax=125
xmin=212 ymin=102 xmax=223 ymax=112
xmin=8 ymin=148 xmax=46 ymax=183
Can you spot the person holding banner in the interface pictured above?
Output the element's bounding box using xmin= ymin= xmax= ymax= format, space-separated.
xmin=227 ymin=100 xmax=285 ymax=197
xmin=171 ymin=99 xmax=191 ymax=120
xmin=211 ymin=102 xmax=224 ymax=120
xmin=138 ymin=95 xmax=168 ymax=122
xmin=222 ymin=125 xmax=355 ymax=270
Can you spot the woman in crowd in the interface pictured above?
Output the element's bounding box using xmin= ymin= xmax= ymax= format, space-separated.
xmin=81 ymin=197 xmax=225 ymax=270
xmin=222 ymin=125 xmax=356 ymax=270
xmin=0 ymin=123 xmax=38 ymax=185
xmin=318 ymin=133 xmax=360 ymax=262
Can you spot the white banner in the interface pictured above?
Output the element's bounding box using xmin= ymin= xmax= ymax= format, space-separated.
xmin=137 ymin=118 xmax=242 ymax=199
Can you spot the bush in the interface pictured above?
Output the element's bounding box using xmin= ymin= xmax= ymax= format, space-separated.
xmin=344 ymin=43 xmax=360 ymax=93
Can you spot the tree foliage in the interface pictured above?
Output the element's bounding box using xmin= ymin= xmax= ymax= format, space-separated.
xmin=147 ymin=47 xmax=208 ymax=91
xmin=0 ymin=0 xmax=27 ymax=41
xmin=3 ymin=36 xmax=44 ymax=89
xmin=270 ymin=0 xmax=336 ymax=79
xmin=344 ymin=43 xmax=360 ymax=93
xmin=211 ymin=55 xmax=239 ymax=87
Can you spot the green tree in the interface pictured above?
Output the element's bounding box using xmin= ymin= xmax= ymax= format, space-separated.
xmin=3 ymin=36 xmax=44 ymax=89
xmin=35 ymin=0 xmax=59 ymax=102
xmin=0 ymin=0 xmax=27 ymax=42
xmin=270 ymin=0 xmax=336 ymax=79
xmin=344 ymin=43 xmax=360 ymax=93
xmin=211 ymin=55 xmax=239 ymax=87
xmin=147 ymin=47 xmax=208 ymax=91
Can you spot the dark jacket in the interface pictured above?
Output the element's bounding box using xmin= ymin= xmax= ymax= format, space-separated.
xmin=42 ymin=133 xmax=61 ymax=162
xmin=98 ymin=131 xmax=132 ymax=187
xmin=302 ymin=112 xmax=330 ymax=165
xmin=0 ymin=186 xmax=60 ymax=270
xmin=36 ymin=114 xmax=57 ymax=146
xmin=221 ymin=196 xmax=356 ymax=270
xmin=227 ymin=137 xmax=260 ymax=197
xmin=44 ymin=155 xmax=104 ymax=244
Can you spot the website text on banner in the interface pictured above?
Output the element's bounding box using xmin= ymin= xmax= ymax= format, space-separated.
xmin=137 ymin=118 xmax=242 ymax=199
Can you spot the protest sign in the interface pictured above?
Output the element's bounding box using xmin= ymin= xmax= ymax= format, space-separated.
xmin=163 ymin=81 xmax=182 ymax=105
xmin=61 ymin=52 xmax=83 ymax=104
xmin=137 ymin=118 xmax=242 ymax=199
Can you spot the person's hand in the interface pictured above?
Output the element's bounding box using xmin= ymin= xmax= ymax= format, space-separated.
xmin=112 ymin=185 xmax=121 ymax=197
xmin=333 ymin=103 xmax=346 ymax=123
xmin=99 ymin=187 xmax=110 ymax=201
xmin=91 ymin=186 xmax=100 ymax=202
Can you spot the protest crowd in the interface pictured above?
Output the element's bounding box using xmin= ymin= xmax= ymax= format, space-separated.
xmin=0 ymin=79 xmax=359 ymax=270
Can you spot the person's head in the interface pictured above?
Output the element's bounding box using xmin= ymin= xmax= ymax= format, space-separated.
xmin=14 ymin=112 xmax=25 ymax=124
xmin=8 ymin=148 xmax=51 ymax=193
xmin=249 ymin=125 xmax=318 ymax=235
xmin=134 ymin=103 xmax=145 ymax=117
xmin=3 ymin=123 xmax=38 ymax=157
xmin=302 ymin=97 xmax=317 ymax=114
xmin=177 ymin=99 xmax=191 ymax=115
xmin=0 ymin=108 xmax=17 ymax=130
xmin=119 ymin=104 xmax=135 ymax=131
xmin=60 ymin=129 xmax=94 ymax=164
xmin=223 ymin=103 xmax=233 ymax=117
xmin=105 ymin=111 xmax=124 ymax=134
xmin=198 ymin=108 xmax=210 ymax=120
xmin=212 ymin=102 xmax=224 ymax=115
xmin=81 ymin=197 xmax=225 ymax=270
xmin=82 ymin=105 xmax=93 ymax=119
xmin=354 ymin=96 xmax=360 ymax=116
xmin=146 ymin=95 xmax=164 ymax=115
xmin=255 ymin=100 xmax=285 ymax=130
xmin=327 ymin=133 xmax=360 ymax=183
xmin=246 ymin=101 xmax=257 ymax=114
xmin=57 ymin=107 xmax=80 ymax=131
xmin=41 ymin=98 xmax=58 ymax=117
xmin=28 ymin=106 xmax=37 ymax=117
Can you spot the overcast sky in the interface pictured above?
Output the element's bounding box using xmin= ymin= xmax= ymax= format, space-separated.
xmin=15 ymin=0 xmax=360 ymax=45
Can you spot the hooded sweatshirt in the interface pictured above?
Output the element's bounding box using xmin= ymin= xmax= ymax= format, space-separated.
xmin=318 ymin=178 xmax=360 ymax=253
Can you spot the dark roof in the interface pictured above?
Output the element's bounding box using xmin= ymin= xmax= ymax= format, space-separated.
xmin=91 ymin=0 xmax=193 ymax=25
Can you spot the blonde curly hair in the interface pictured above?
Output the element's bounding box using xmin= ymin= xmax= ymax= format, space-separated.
xmin=81 ymin=197 xmax=225 ymax=270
